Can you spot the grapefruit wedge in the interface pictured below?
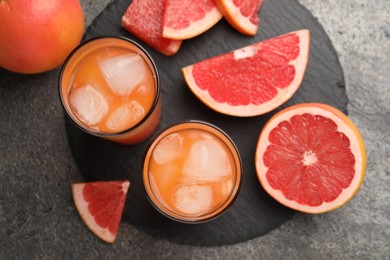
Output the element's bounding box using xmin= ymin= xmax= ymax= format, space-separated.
xmin=255 ymin=103 xmax=366 ymax=214
xmin=162 ymin=0 xmax=223 ymax=40
xmin=215 ymin=0 xmax=264 ymax=36
xmin=72 ymin=180 xmax=130 ymax=243
xmin=121 ymin=0 xmax=182 ymax=56
xmin=182 ymin=30 xmax=310 ymax=117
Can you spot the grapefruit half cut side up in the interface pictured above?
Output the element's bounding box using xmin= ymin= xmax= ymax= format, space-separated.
xmin=182 ymin=30 xmax=310 ymax=117
xmin=121 ymin=0 xmax=182 ymax=56
xmin=162 ymin=0 xmax=223 ymax=40
xmin=255 ymin=103 xmax=366 ymax=214
xmin=72 ymin=180 xmax=130 ymax=243
xmin=215 ymin=0 xmax=264 ymax=36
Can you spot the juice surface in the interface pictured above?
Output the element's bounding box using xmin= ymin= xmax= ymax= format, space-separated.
xmin=68 ymin=46 xmax=156 ymax=133
xmin=148 ymin=128 xmax=238 ymax=218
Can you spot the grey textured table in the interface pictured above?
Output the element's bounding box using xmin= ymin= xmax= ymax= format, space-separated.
xmin=0 ymin=0 xmax=389 ymax=259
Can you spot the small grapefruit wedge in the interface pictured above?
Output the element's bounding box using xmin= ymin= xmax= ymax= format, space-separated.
xmin=255 ymin=103 xmax=366 ymax=214
xmin=162 ymin=0 xmax=223 ymax=40
xmin=215 ymin=0 xmax=264 ymax=36
xmin=121 ymin=0 xmax=182 ymax=56
xmin=182 ymin=30 xmax=310 ymax=117
xmin=72 ymin=180 xmax=130 ymax=243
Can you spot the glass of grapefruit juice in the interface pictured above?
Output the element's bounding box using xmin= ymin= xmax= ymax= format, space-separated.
xmin=143 ymin=121 xmax=242 ymax=223
xmin=59 ymin=36 xmax=161 ymax=144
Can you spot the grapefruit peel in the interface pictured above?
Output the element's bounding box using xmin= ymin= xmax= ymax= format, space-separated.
xmin=182 ymin=30 xmax=310 ymax=117
xmin=72 ymin=180 xmax=130 ymax=243
xmin=255 ymin=103 xmax=366 ymax=214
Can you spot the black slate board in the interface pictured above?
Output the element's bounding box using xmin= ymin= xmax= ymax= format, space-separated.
xmin=65 ymin=0 xmax=347 ymax=246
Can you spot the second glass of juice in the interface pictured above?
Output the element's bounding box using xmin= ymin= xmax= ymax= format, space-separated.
xmin=59 ymin=36 xmax=161 ymax=144
xmin=143 ymin=121 xmax=243 ymax=223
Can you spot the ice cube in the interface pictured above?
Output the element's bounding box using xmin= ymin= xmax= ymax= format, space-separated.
xmin=69 ymin=84 xmax=108 ymax=126
xmin=153 ymin=133 xmax=183 ymax=164
xmin=98 ymin=53 xmax=147 ymax=97
xmin=135 ymin=84 xmax=152 ymax=96
xmin=173 ymin=184 xmax=213 ymax=215
xmin=183 ymin=139 xmax=231 ymax=181
xmin=105 ymin=100 xmax=145 ymax=131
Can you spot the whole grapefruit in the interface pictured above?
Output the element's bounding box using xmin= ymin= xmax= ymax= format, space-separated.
xmin=0 ymin=0 xmax=84 ymax=74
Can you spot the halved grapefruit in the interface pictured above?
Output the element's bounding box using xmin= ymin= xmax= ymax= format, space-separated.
xmin=182 ymin=30 xmax=310 ymax=117
xmin=215 ymin=0 xmax=264 ymax=36
xmin=121 ymin=0 xmax=182 ymax=56
xmin=72 ymin=180 xmax=130 ymax=243
xmin=255 ymin=103 xmax=366 ymax=214
xmin=162 ymin=0 xmax=223 ymax=40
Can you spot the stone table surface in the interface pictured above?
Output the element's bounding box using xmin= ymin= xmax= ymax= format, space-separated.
xmin=0 ymin=0 xmax=389 ymax=259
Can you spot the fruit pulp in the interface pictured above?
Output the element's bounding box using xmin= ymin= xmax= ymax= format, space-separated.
xmin=143 ymin=121 xmax=242 ymax=223
xmin=59 ymin=37 xmax=161 ymax=144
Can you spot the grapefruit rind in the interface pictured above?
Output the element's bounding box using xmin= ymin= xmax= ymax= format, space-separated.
xmin=182 ymin=30 xmax=310 ymax=117
xmin=214 ymin=0 xmax=260 ymax=36
xmin=72 ymin=181 xmax=130 ymax=243
xmin=255 ymin=103 xmax=366 ymax=214
xmin=163 ymin=7 xmax=223 ymax=40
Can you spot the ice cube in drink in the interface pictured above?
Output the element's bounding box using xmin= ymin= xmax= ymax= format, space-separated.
xmin=69 ymin=84 xmax=108 ymax=127
xmin=173 ymin=184 xmax=213 ymax=215
xmin=98 ymin=53 xmax=147 ymax=97
xmin=182 ymin=139 xmax=232 ymax=182
xmin=153 ymin=133 xmax=183 ymax=164
xmin=105 ymin=100 xmax=145 ymax=132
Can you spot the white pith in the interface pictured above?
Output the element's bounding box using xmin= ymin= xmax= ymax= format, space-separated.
xmin=255 ymin=105 xmax=365 ymax=213
xmin=163 ymin=7 xmax=222 ymax=40
xmin=302 ymin=151 xmax=317 ymax=166
xmin=72 ymin=181 xmax=130 ymax=243
xmin=183 ymin=30 xmax=310 ymax=117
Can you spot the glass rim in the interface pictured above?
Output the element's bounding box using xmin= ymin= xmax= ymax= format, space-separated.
xmin=58 ymin=35 xmax=161 ymax=138
xmin=142 ymin=119 xmax=243 ymax=224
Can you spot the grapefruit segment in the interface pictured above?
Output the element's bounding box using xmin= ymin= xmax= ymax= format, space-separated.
xmin=182 ymin=30 xmax=310 ymax=117
xmin=72 ymin=180 xmax=130 ymax=243
xmin=121 ymin=0 xmax=182 ymax=56
xmin=255 ymin=103 xmax=366 ymax=214
xmin=162 ymin=0 xmax=223 ymax=40
xmin=215 ymin=0 xmax=263 ymax=36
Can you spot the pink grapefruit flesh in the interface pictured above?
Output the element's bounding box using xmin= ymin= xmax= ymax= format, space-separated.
xmin=162 ymin=0 xmax=223 ymax=40
xmin=72 ymin=180 xmax=130 ymax=243
xmin=182 ymin=30 xmax=310 ymax=117
xmin=121 ymin=0 xmax=182 ymax=56
xmin=255 ymin=103 xmax=366 ymax=214
xmin=215 ymin=0 xmax=264 ymax=36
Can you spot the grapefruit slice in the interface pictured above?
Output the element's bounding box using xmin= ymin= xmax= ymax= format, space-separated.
xmin=182 ymin=30 xmax=310 ymax=117
xmin=121 ymin=0 xmax=182 ymax=56
xmin=215 ymin=0 xmax=264 ymax=36
xmin=162 ymin=0 xmax=223 ymax=40
xmin=255 ymin=103 xmax=366 ymax=214
xmin=72 ymin=180 xmax=130 ymax=243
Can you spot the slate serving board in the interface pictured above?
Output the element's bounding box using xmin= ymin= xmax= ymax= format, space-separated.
xmin=65 ymin=0 xmax=347 ymax=246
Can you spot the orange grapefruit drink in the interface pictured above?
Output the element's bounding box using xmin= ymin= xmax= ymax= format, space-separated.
xmin=143 ymin=121 xmax=242 ymax=223
xmin=59 ymin=36 xmax=161 ymax=144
